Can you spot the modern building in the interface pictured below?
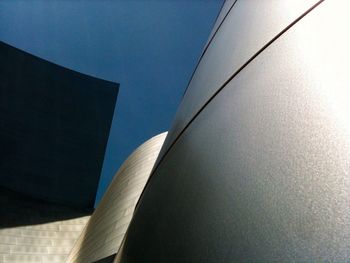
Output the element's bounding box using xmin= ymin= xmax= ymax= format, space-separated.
xmin=66 ymin=132 xmax=167 ymax=263
xmin=2 ymin=0 xmax=350 ymax=262
xmin=0 ymin=41 xmax=119 ymax=208
xmin=116 ymin=1 xmax=350 ymax=262
xmin=0 ymin=131 xmax=166 ymax=263
xmin=0 ymin=41 xmax=119 ymax=262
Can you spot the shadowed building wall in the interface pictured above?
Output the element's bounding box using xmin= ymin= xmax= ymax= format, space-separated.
xmin=0 ymin=41 xmax=119 ymax=208
xmin=0 ymin=188 xmax=90 ymax=263
xmin=0 ymin=41 xmax=118 ymax=263
xmin=0 ymin=182 xmax=91 ymax=263
xmin=116 ymin=1 xmax=350 ymax=262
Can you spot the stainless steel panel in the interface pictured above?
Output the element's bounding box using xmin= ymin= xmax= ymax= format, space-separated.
xmin=204 ymin=0 xmax=236 ymax=50
xmin=119 ymin=1 xmax=350 ymax=262
xmin=0 ymin=215 xmax=89 ymax=263
xmin=67 ymin=133 xmax=167 ymax=263
xmin=158 ymin=0 xmax=320 ymax=162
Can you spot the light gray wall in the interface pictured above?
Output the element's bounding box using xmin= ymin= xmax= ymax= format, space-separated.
xmin=117 ymin=1 xmax=350 ymax=262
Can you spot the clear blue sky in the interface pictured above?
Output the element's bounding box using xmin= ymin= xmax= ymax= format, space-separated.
xmin=0 ymin=0 xmax=223 ymax=205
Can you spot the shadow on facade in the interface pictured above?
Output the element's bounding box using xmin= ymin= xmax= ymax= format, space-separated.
xmin=0 ymin=186 xmax=91 ymax=229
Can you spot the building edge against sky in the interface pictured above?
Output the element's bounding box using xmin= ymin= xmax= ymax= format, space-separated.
xmin=116 ymin=1 xmax=350 ymax=262
xmin=1 ymin=0 xmax=350 ymax=262
xmin=0 ymin=132 xmax=167 ymax=263
xmin=66 ymin=132 xmax=167 ymax=263
xmin=0 ymin=41 xmax=119 ymax=209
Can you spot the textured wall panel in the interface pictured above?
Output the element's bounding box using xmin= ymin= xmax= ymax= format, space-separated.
xmin=0 ymin=215 xmax=89 ymax=263
xmin=117 ymin=1 xmax=350 ymax=262
xmin=66 ymin=133 xmax=167 ymax=263
xmin=158 ymin=0 xmax=320 ymax=162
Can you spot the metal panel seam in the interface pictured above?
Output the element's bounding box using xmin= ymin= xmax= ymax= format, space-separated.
xmin=133 ymin=0 xmax=325 ymax=214
xmin=181 ymin=0 xmax=238 ymax=97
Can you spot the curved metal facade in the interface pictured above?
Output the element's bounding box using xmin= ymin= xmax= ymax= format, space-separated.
xmin=158 ymin=0 xmax=321 ymax=163
xmin=66 ymin=133 xmax=167 ymax=263
xmin=117 ymin=1 xmax=350 ymax=262
xmin=0 ymin=133 xmax=166 ymax=263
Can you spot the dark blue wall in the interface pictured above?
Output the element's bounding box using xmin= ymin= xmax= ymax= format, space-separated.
xmin=0 ymin=41 xmax=118 ymax=208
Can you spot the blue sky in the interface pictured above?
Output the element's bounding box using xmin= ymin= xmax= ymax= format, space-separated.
xmin=0 ymin=0 xmax=223 ymax=205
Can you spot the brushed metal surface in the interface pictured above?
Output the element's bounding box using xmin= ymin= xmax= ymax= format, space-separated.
xmin=158 ymin=0 xmax=320 ymax=163
xmin=203 ymin=0 xmax=236 ymax=51
xmin=0 ymin=216 xmax=89 ymax=263
xmin=66 ymin=133 xmax=167 ymax=263
xmin=118 ymin=1 xmax=350 ymax=262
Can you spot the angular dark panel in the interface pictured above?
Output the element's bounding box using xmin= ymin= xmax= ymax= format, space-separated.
xmin=0 ymin=41 xmax=119 ymax=208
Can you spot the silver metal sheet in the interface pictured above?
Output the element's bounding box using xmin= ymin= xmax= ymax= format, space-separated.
xmin=120 ymin=1 xmax=350 ymax=262
xmin=203 ymin=0 xmax=236 ymax=50
xmin=158 ymin=0 xmax=319 ymax=163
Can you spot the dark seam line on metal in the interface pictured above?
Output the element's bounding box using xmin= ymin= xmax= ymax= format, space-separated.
xmin=133 ymin=0 xmax=325 ymax=213
xmin=182 ymin=0 xmax=238 ymax=97
xmin=217 ymin=0 xmax=227 ymax=19
xmin=209 ymin=0 xmax=226 ymax=38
